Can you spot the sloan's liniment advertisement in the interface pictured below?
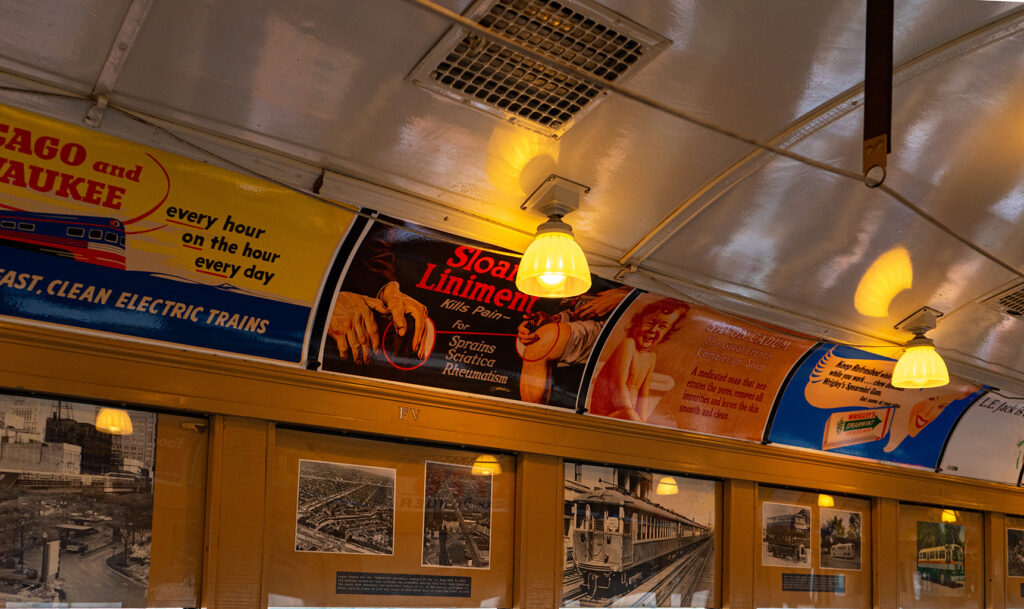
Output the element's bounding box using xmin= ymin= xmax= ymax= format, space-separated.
xmin=318 ymin=216 xmax=629 ymax=408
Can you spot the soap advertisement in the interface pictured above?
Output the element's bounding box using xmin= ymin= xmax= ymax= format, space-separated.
xmin=581 ymin=293 xmax=816 ymax=441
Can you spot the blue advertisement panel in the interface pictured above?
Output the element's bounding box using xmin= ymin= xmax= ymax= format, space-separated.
xmin=0 ymin=104 xmax=354 ymax=361
xmin=768 ymin=344 xmax=984 ymax=469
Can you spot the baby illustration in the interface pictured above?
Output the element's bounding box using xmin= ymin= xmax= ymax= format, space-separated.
xmin=589 ymin=299 xmax=689 ymax=422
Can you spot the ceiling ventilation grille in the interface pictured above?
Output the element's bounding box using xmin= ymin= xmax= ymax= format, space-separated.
xmin=981 ymin=281 xmax=1024 ymax=317
xmin=408 ymin=0 xmax=668 ymax=137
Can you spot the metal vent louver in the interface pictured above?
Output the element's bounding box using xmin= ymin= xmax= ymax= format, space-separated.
xmin=408 ymin=0 xmax=668 ymax=137
xmin=981 ymin=280 xmax=1024 ymax=317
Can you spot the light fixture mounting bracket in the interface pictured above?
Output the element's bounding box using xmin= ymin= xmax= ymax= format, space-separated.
xmin=894 ymin=306 xmax=943 ymax=334
xmin=521 ymin=174 xmax=590 ymax=217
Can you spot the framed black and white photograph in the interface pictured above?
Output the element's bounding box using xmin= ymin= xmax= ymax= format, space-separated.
xmin=421 ymin=461 xmax=492 ymax=569
xmin=294 ymin=459 xmax=395 ymax=555
xmin=561 ymin=462 xmax=717 ymax=608
xmin=820 ymin=508 xmax=862 ymax=570
xmin=762 ymin=502 xmax=812 ymax=568
xmin=1009 ymin=528 xmax=1024 ymax=578
xmin=0 ymin=394 xmax=157 ymax=607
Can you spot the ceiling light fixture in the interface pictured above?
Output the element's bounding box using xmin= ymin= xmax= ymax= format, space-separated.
xmin=471 ymin=454 xmax=502 ymax=476
xmin=516 ymin=175 xmax=592 ymax=298
xmin=95 ymin=407 xmax=134 ymax=435
xmin=891 ymin=307 xmax=948 ymax=389
xmin=656 ymin=476 xmax=678 ymax=496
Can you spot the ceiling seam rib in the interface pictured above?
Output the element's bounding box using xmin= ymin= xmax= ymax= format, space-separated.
xmin=618 ymin=5 xmax=1024 ymax=267
xmin=406 ymin=0 xmax=1024 ymax=285
xmin=83 ymin=0 xmax=154 ymax=127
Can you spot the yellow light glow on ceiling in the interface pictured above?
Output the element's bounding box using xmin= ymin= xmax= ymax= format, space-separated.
xmin=854 ymin=246 xmax=913 ymax=317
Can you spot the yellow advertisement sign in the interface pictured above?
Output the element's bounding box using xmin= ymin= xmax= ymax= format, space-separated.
xmin=0 ymin=104 xmax=354 ymax=361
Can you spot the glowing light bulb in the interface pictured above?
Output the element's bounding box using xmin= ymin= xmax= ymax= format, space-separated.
xmin=892 ymin=344 xmax=948 ymax=389
xmin=516 ymin=217 xmax=590 ymax=298
xmin=538 ymin=273 xmax=567 ymax=287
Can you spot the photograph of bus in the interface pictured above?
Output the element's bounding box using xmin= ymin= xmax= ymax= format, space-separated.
xmin=916 ymin=521 xmax=965 ymax=588
xmin=762 ymin=503 xmax=811 ymax=567
xmin=820 ymin=508 xmax=861 ymax=570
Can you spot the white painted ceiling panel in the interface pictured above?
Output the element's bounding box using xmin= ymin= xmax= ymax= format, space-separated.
xmin=2 ymin=0 xmax=1024 ymax=390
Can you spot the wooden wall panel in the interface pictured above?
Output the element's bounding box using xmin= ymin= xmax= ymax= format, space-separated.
xmin=514 ymin=453 xmax=560 ymax=609
xmin=201 ymin=416 xmax=270 ymax=609
xmin=724 ymin=479 xmax=754 ymax=609
xmin=148 ymin=413 xmax=208 ymax=607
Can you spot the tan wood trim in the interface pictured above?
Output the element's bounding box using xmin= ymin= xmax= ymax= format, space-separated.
xmin=209 ymin=416 xmax=270 ymax=608
xmin=514 ymin=452 xmax=561 ymax=608
xmin=200 ymin=414 xmax=225 ymax=609
xmin=724 ymin=479 xmax=755 ymax=609
xmin=1 ymin=322 xmax=1022 ymax=516
xmin=872 ymin=497 xmax=898 ymax=609
xmin=259 ymin=422 xmax=277 ymax=609
xmin=989 ymin=512 xmax=1007 ymax=609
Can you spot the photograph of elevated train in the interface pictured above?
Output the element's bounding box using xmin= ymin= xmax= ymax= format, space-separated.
xmin=562 ymin=462 xmax=716 ymax=607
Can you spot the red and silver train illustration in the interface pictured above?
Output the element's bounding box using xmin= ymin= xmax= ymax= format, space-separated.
xmin=0 ymin=210 xmax=126 ymax=269
xmin=568 ymin=485 xmax=711 ymax=597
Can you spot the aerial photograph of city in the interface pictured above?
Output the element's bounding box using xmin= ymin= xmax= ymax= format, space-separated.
xmin=0 ymin=393 xmax=157 ymax=607
xmin=421 ymin=461 xmax=492 ymax=569
xmin=294 ymin=459 xmax=396 ymax=555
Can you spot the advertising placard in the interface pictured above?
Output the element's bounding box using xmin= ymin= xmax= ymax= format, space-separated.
xmin=580 ymin=293 xmax=816 ymax=441
xmin=768 ymin=345 xmax=984 ymax=468
xmin=318 ymin=216 xmax=630 ymax=408
xmin=939 ymin=391 xmax=1024 ymax=484
xmin=0 ymin=104 xmax=354 ymax=361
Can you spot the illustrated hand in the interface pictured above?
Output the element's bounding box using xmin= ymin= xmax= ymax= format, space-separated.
xmin=378 ymin=281 xmax=430 ymax=360
xmin=517 ymin=311 xmax=559 ymax=346
xmin=574 ymin=287 xmax=631 ymax=319
xmin=328 ymin=291 xmax=387 ymax=365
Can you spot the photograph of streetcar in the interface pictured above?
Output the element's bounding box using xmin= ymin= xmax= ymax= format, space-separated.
xmin=762 ymin=502 xmax=812 ymax=567
xmin=0 ymin=394 xmax=157 ymax=607
xmin=1009 ymin=528 xmax=1024 ymax=577
xmin=916 ymin=521 xmax=965 ymax=588
xmin=819 ymin=508 xmax=862 ymax=570
xmin=562 ymin=462 xmax=716 ymax=608
xmin=294 ymin=459 xmax=395 ymax=555
xmin=421 ymin=461 xmax=492 ymax=569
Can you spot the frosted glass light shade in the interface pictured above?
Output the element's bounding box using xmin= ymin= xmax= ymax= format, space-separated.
xmin=817 ymin=494 xmax=835 ymax=508
xmin=891 ymin=344 xmax=949 ymax=389
xmin=656 ymin=476 xmax=678 ymax=495
xmin=95 ymin=407 xmax=133 ymax=435
xmin=471 ymin=454 xmax=502 ymax=476
xmin=516 ymin=221 xmax=591 ymax=298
